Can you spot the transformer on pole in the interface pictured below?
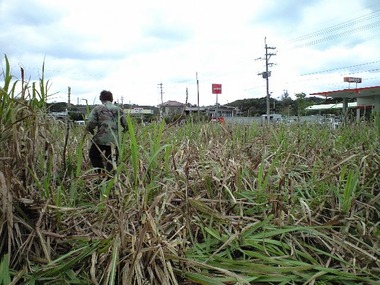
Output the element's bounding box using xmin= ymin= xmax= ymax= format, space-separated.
xmin=257 ymin=37 xmax=276 ymax=122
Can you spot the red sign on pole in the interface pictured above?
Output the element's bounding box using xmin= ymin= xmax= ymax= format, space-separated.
xmin=212 ymin=84 xmax=222 ymax=94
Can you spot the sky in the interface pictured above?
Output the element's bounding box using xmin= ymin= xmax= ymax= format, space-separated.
xmin=1 ymin=0 xmax=380 ymax=106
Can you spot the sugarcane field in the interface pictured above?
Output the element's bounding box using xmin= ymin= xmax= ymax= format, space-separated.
xmin=1 ymin=57 xmax=380 ymax=285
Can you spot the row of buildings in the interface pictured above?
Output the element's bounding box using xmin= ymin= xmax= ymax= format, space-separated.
xmin=50 ymin=84 xmax=380 ymax=123
xmin=159 ymin=101 xmax=239 ymax=118
xmin=50 ymin=100 xmax=240 ymax=122
xmin=130 ymin=85 xmax=380 ymax=121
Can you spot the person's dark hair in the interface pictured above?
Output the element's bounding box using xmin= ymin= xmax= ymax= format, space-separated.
xmin=99 ymin=90 xmax=113 ymax=102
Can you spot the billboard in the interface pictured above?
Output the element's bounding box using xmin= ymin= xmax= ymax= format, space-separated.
xmin=344 ymin=77 xmax=362 ymax=83
xmin=212 ymin=84 xmax=222 ymax=94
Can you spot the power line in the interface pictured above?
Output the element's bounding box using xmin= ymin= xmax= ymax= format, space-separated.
xmin=274 ymin=8 xmax=380 ymax=94
xmin=246 ymin=8 xmax=380 ymax=99
xmin=293 ymin=19 xmax=380 ymax=48
xmin=300 ymin=60 xmax=380 ymax=76
xmin=290 ymin=9 xmax=380 ymax=43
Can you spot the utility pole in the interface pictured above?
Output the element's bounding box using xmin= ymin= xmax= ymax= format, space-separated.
xmin=257 ymin=37 xmax=276 ymax=121
xmin=196 ymin=72 xmax=200 ymax=122
xmin=68 ymin=87 xmax=71 ymax=111
xmin=158 ymin=82 xmax=164 ymax=105
xmin=158 ymin=82 xmax=164 ymax=120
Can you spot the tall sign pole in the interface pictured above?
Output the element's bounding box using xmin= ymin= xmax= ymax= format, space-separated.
xmin=212 ymin=83 xmax=222 ymax=122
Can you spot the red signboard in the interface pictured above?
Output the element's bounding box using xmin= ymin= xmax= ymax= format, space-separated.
xmin=344 ymin=77 xmax=362 ymax=83
xmin=212 ymin=84 xmax=222 ymax=94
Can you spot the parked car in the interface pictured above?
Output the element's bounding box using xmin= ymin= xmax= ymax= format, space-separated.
xmin=74 ymin=120 xmax=86 ymax=125
xmin=261 ymin=114 xmax=282 ymax=123
xmin=319 ymin=116 xmax=341 ymax=129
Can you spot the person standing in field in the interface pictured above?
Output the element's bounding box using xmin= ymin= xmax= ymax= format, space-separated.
xmin=86 ymin=90 xmax=127 ymax=174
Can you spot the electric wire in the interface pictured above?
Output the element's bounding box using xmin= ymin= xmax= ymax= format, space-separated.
xmin=290 ymin=9 xmax=380 ymax=43
xmin=274 ymin=6 xmax=380 ymax=94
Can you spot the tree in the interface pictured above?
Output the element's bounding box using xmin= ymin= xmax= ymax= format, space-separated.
xmin=47 ymin=102 xmax=67 ymax=112
xmin=281 ymin=89 xmax=290 ymax=101
xmin=295 ymin=92 xmax=307 ymax=117
xmin=279 ymin=89 xmax=294 ymax=116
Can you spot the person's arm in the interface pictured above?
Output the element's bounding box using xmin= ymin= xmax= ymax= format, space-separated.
xmin=119 ymin=108 xmax=128 ymax=132
xmin=86 ymin=107 xmax=98 ymax=134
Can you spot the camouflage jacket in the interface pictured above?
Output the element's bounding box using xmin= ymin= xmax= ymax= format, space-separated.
xmin=86 ymin=102 xmax=127 ymax=146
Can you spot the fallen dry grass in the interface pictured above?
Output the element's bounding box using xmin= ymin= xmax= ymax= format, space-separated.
xmin=1 ymin=57 xmax=379 ymax=284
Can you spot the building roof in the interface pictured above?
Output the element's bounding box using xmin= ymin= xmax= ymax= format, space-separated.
xmin=185 ymin=106 xmax=206 ymax=111
xmin=309 ymin=85 xmax=380 ymax=99
xmin=160 ymin=100 xmax=185 ymax=107
xmin=306 ymin=102 xmax=357 ymax=111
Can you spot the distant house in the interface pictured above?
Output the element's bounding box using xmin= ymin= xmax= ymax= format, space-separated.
xmin=205 ymin=105 xmax=238 ymax=118
xmin=124 ymin=107 xmax=154 ymax=116
xmin=159 ymin=101 xmax=238 ymax=118
xmin=50 ymin=111 xmax=68 ymax=120
xmin=184 ymin=106 xmax=207 ymax=115
xmin=159 ymin=101 xmax=186 ymax=116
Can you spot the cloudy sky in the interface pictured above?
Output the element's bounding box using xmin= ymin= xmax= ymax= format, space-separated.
xmin=1 ymin=0 xmax=380 ymax=106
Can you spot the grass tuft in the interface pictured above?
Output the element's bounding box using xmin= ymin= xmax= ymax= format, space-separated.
xmin=1 ymin=55 xmax=379 ymax=284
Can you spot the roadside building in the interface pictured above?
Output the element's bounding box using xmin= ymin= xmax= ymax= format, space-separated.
xmin=309 ymin=85 xmax=380 ymax=121
xmin=205 ymin=105 xmax=238 ymax=118
xmin=159 ymin=101 xmax=186 ymax=116
xmin=124 ymin=106 xmax=155 ymax=123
